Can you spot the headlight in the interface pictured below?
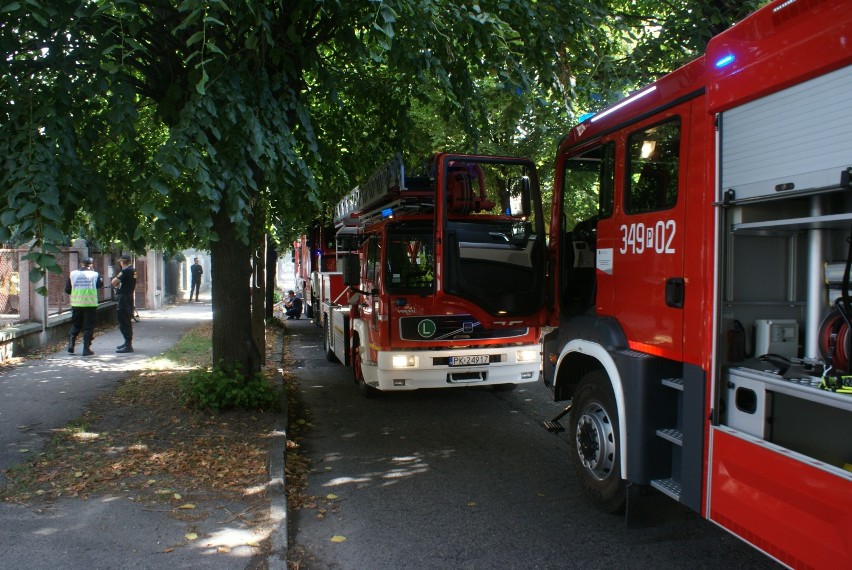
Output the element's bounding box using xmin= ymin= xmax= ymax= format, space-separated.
xmin=516 ymin=349 xmax=539 ymax=363
xmin=392 ymin=354 xmax=418 ymax=368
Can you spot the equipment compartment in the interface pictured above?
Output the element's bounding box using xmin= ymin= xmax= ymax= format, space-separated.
xmin=717 ymin=143 xmax=852 ymax=471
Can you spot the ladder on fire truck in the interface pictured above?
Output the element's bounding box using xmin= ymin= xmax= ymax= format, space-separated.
xmin=334 ymin=154 xmax=434 ymax=228
xmin=334 ymin=153 xmax=498 ymax=228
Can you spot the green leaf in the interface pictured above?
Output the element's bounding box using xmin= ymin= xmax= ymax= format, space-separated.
xmin=42 ymin=225 xmax=65 ymax=243
xmin=1 ymin=209 xmax=18 ymax=226
xmin=196 ymin=68 xmax=208 ymax=95
xmin=186 ymin=30 xmax=205 ymax=47
xmin=17 ymin=201 xmax=37 ymax=218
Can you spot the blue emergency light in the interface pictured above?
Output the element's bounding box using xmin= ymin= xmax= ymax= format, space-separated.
xmin=382 ymin=207 xmax=393 ymax=218
xmin=715 ymin=54 xmax=735 ymax=69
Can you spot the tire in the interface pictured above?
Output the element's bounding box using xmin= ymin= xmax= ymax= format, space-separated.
xmin=306 ymin=297 xmax=314 ymax=319
xmin=568 ymin=370 xmax=625 ymax=513
xmin=324 ymin=318 xmax=338 ymax=363
xmin=352 ymin=335 xmax=378 ymax=398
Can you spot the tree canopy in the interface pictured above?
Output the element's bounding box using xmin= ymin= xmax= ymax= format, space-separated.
xmin=0 ymin=0 xmax=763 ymax=375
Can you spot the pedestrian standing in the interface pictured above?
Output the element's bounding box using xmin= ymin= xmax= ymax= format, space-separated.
xmin=65 ymin=257 xmax=103 ymax=357
xmin=111 ymin=254 xmax=136 ymax=353
xmin=190 ymin=257 xmax=203 ymax=301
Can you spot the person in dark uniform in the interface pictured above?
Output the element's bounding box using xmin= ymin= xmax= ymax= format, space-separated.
xmin=65 ymin=257 xmax=103 ymax=357
xmin=189 ymin=257 xmax=203 ymax=301
xmin=111 ymin=254 xmax=137 ymax=353
xmin=284 ymin=289 xmax=302 ymax=320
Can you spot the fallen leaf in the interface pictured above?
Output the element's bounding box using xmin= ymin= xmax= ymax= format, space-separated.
xmin=467 ymin=501 xmax=477 ymax=507
xmin=75 ymin=471 xmax=84 ymax=478
xmin=185 ymin=533 xmax=198 ymax=541
xmin=326 ymin=493 xmax=338 ymax=500
xmin=246 ymin=540 xmax=260 ymax=547
xmin=176 ymin=503 xmax=196 ymax=510
xmin=161 ymin=548 xmax=174 ymax=553
xmin=19 ymin=449 xmax=29 ymax=453
xmin=173 ymin=493 xmax=182 ymax=500
xmin=330 ymin=535 xmax=347 ymax=543
xmin=217 ymin=546 xmax=231 ymax=553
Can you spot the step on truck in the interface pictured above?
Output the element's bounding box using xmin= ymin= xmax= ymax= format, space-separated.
xmin=325 ymin=152 xmax=546 ymax=395
xmin=542 ymin=0 xmax=852 ymax=567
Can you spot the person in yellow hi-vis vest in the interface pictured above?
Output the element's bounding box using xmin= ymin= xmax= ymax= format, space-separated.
xmin=65 ymin=257 xmax=103 ymax=356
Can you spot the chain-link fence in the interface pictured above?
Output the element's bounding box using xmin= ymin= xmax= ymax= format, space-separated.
xmin=0 ymin=248 xmax=115 ymax=331
xmin=0 ymin=249 xmax=22 ymax=328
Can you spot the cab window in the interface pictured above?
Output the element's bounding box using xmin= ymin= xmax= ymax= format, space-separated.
xmin=365 ymin=235 xmax=381 ymax=283
xmin=625 ymin=119 xmax=680 ymax=214
xmin=386 ymin=230 xmax=434 ymax=292
xmin=562 ymin=142 xmax=614 ymax=224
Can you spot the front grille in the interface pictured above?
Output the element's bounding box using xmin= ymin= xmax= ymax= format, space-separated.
xmin=399 ymin=315 xmax=527 ymax=341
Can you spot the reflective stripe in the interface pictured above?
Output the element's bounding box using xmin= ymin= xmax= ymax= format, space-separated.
xmin=70 ymin=270 xmax=100 ymax=307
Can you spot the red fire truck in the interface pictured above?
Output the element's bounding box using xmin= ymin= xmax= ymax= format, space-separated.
xmin=542 ymin=0 xmax=852 ymax=567
xmin=292 ymin=221 xmax=337 ymax=319
xmin=325 ymin=152 xmax=545 ymax=395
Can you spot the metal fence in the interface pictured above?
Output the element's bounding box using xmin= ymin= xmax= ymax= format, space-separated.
xmin=0 ymin=249 xmax=22 ymax=328
xmin=0 ymin=247 xmax=115 ymax=331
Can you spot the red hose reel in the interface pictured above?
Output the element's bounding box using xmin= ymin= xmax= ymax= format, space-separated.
xmin=818 ymin=309 xmax=851 ymax=373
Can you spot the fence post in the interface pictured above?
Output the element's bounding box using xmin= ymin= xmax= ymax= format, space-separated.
xmin=18 ymin=252 xmax=30 ymax=321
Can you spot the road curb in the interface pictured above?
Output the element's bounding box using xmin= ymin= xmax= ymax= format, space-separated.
xmin=268 ymin=337 xmax=289 ymax=569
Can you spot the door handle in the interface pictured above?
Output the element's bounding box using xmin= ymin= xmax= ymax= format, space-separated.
xmin=665 ymin=277 xmax=684 ymax=308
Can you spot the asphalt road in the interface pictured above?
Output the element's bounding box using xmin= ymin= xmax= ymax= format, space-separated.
xmin=285 ymin=319 xmax=783 ymax=570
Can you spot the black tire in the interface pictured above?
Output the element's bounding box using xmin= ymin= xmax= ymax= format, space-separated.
xmin=352 ymin=335 xmax=378 ymax=398
xmin=305 ymin=297 xmax=314 ymax=319
xmin=324 ymin=318 xmax=338 ymax=363
xmin=568 ymin=370 xmax=625 ymax=513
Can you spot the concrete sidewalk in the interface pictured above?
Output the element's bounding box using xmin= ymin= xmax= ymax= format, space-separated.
xmin=0 ymin=294 xmax=286 ymax=569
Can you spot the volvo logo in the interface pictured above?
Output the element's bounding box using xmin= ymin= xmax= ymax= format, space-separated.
xmin=417 ymin=319 xmax=437 ymax=338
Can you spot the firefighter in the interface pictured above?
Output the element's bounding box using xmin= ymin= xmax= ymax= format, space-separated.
xmin=111 ymin=254 xmax=136 ymax=353
xmin=65 ymin=257 xmax=103 ymax=357
xmin=284 ymin=290 xmax=302 ymax=320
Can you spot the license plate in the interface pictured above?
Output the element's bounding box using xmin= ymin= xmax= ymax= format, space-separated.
xmin=449 ymin=354 xmax=490 ymax=366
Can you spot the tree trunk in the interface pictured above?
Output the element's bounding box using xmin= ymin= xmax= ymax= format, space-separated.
xmin=265 ymin=239 xmax=278 ymax=320
xmin=252 ymin=232 xmax=266 ymax=362
xmin=210 ymin=208 xmax=262 ymax=379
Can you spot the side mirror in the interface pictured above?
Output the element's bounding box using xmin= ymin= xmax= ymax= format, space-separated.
xmin=340 ymin=253 xmax=360 ymax=286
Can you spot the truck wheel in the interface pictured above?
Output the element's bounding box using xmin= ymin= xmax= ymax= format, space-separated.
xmin=324 ymin=319 xmax=337 ymax=363
xmin=568 ymin=370 xmax=625 ymax=513
xmin=352 ymin=336 xmax=378 ymax=398
xmin=306 ymin=297 xmax=314 ymax=319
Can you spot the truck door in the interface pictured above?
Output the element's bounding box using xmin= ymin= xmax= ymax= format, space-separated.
xmin=601 ymin=109 xmax=689 ymax=359
xmin=362 ymin=233 xmax=381 ymax=333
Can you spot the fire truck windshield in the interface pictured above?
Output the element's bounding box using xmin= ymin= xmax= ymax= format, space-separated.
xmin=386 ymin=223 xmax=435 ymax=293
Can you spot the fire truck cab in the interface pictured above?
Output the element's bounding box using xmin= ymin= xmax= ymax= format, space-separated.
xmin=543 ymin=0 xmax=852 ymax=567
xmin=328 ymin=153 xmax=546 ymax=396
